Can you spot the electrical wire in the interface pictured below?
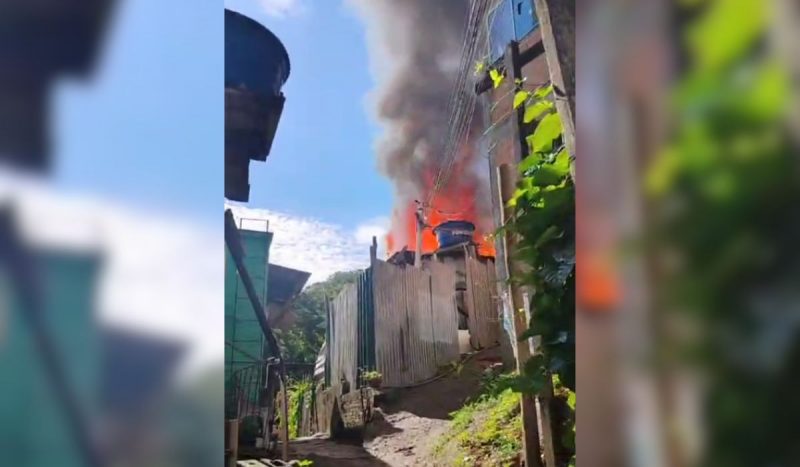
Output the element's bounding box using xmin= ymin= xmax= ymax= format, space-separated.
xmin=426 ymin=0 xmax=491 ymax=212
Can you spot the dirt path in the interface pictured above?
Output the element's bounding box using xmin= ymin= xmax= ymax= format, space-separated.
xmin=259 ymin=348 xmax=502 ymax=467
xmin=361 ymin=347 xmax=503 ymax=466
xmin=284 ymin=436 xmax=389 ymax=466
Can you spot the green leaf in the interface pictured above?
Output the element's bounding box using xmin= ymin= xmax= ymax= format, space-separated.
xmin=552 ymin=148 xmax=571 ymax=175
xmin=686 ymin=0 xmax=765 ymax=71
xmin=524 ymin=100 xmax=554 ymax=123
xmin=508 ymin=187 xmax=529 ymax=207
xmin=489 ymin=68 xmax=504 ymax=89
xmin=533 ymin=84 xmax=554 ymax=99
xmin=534 ymin=225 xmax=562 ymax=248
xmin=530 ymin=113 xmax=563 ymax=154
xmin=532 ymin=150 xmax=571 ymax=187
xmin=513 ymin=91 xmax=529 ymax=109
xmin=567 ymin=392 xmax=576 ymax=410
xmin=518 ymin=153 xmax=542 ymax=173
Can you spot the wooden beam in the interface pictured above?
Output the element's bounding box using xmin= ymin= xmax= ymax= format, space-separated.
xmin=531 ymin=0 xmax=576 ymax=167
xmin=504 ymin=41 xmax=528 ymax=164
xmin=226 ymin=419 xmax=239 ymax=467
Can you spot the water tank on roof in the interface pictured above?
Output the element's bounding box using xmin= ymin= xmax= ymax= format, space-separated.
xmin=225 ymin=9 xmax=290 ymax=96
xmin=224 ymin=9 xmax=291 ymax=202
xmin=433 ymin=221 xmax=475 ymax=249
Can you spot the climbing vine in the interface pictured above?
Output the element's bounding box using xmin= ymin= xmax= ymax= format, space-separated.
xmin=485 ymin=62 xmax=576 ymax=465
xmin=505 ymin=81 xmax=575 ymax=395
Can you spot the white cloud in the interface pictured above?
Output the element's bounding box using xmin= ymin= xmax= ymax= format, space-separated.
xmin=354 ymin=216 xmax=389 ymax=258
xmin=225 ymin=203 xmax=384 ymax=284
xmin=257 ymin=0 xmax=306 ymax=18
xmin=0 ymin=172 xmax=387 ymax=378
xmin=0 ymin=171 xmax=222 ymax=378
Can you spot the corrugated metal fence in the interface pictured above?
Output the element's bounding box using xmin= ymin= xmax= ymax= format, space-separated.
xmin=372 ymin=260 xmax=459 ymax=387
xmin=328 ymin=283 xmax=358 ymax=390
xmin=326 ymin=257 xmax=496 ymax=389
xmin=465 ymin=256 xmax=501 ymax=348
xmin=427 ymin=261 xmax=460 ymax=367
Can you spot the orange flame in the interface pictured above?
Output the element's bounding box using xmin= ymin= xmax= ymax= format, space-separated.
xmin=385 ymin=159 xmax=496 ymax=258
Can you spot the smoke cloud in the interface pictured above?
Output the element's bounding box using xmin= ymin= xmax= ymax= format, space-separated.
xmin=348 ymin=0 xmax=493 ymax=250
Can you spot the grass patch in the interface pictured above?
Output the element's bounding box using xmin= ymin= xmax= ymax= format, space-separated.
xmin=433 ymin=372 xmax=522 ymax=466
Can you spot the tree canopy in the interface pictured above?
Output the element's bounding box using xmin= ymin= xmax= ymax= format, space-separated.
xmin=274 ymin=270 xmax=362 ymax=363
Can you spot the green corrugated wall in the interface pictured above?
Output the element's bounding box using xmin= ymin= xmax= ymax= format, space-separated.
xmin=0 ymin=251 xmax=100 ymax=467
xmin=224 ymin=228 xmax=272 ymax=416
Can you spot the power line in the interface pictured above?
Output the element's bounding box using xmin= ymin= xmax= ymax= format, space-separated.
xmin=426 ymin=0 xmax=491 ymax=211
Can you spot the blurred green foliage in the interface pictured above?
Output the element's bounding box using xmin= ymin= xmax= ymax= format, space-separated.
xmin=646 ymin=0 xmax=800 ymax=465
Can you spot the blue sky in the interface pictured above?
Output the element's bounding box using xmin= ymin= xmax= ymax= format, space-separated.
xmin=53 ymin=0 xmax=224 ymax=224
xmin=225 ymin=0 xmax=393 ymax=229
xmin=1 ymin=0 xmax=391 ymax=375
xmin=43 ymin=0 xmax=391 ymax=285
xmin=53 ymin=0 xmax=392 ymax=234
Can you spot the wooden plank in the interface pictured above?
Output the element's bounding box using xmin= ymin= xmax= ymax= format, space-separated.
xmin=465 ymin=256 xmax=501 ymax=349
xmin=531 ymin=0 xmax=576 ymax=171
xmin=429 ymin=261 xmax=459 ymax=366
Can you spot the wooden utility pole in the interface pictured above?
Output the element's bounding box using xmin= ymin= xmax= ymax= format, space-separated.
xmin=498 ymin=164 xmax=544 ymax=467
xmin=531 ymin=0 xmax=576 ymax=164
xmin=414 ymin=203 xmax=425 ymax=268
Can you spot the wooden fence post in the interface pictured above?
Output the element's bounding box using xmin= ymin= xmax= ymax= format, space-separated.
xmin=370 ymin=236 xmax=378 ymax=266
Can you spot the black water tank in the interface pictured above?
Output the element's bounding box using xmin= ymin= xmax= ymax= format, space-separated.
xmin=433 ymin=221 xmax=475 ymax=249
xmin=225 ymin=9 xmax=291 ymax=202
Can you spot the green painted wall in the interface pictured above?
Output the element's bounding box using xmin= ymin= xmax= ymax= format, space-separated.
xmin=0 ymin=250 xmax=100 ymax=467
xmin=224 ymin=228 xmax=272 ymax=415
